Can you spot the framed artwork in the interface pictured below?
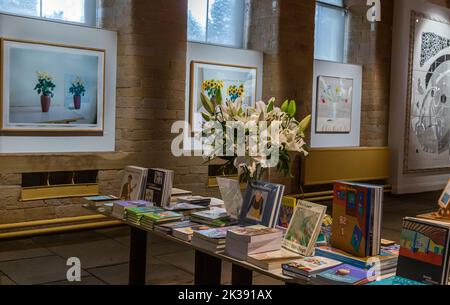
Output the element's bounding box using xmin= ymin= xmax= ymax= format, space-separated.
xmin=404 ymin=11 xmax=450 ymax=173
xmin=189 ymin=61 xmax=257 ymax=132
xmin=316 ymin=75 xmax=353 ymax=134
xmin=1 ymin=38 xmax=105 ymax=134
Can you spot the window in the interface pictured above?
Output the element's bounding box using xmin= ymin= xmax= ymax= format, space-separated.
xmin=0 ymin=0 xmax=96 ymax=26
xmin=188 ymin=0 xmax=246 ymax=48
xmin=315 ymin=0 xmax=347 ymax=62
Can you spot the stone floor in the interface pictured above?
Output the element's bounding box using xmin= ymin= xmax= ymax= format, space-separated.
xmin=0 ymin=191 xmax=439 ymax=285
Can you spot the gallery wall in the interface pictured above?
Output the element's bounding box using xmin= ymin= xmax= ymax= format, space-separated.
xmin=0 ymin=13 xmax=117 ymax=153
xmin=389 ymin=0 xmax=450 ymax=194
xmin=311 ymin=60 xmax=362 ymax=148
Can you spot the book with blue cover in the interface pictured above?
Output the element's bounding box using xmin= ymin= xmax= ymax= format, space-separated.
xmin=315 ymin=264 xmax=371 ymax=285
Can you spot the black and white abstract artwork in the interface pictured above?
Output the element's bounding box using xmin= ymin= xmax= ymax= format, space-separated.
xmin=405 ymin=12 xmax=450 ymax=172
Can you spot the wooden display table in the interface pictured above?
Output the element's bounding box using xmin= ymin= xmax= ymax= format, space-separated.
xmin=83 ymin=204 xmax=295 ymax=286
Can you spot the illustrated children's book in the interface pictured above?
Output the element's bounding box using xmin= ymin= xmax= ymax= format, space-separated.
xmin=277 ymin=197 xmax=297 ymax=229
xmin=315 ymin=264 xmax=372 ymax=285
xmin=282 ymin=256 xmax=342 ymax=277
xmin=120 ymin=166 xmax=148 ymax=201
xmin=396 ymin=217 xmax=450 ymax=285
xmin=418 ymin=179 xmax=450 ymax=221
xmin=239 ymin=181 xmax=285 ymax=228
xmin=331 ymin=181 xmax=383 ymax=257
xmin=282 ymin=200 xmax=327 ymax=257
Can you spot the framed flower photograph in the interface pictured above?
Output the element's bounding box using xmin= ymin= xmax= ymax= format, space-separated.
xmin=316 ymin=75 xmax=353 ymax=134
xmin=189 ymin=61 xmax=257 ymax=132
xmin=1 ymin=38 xmax=105 ymax=134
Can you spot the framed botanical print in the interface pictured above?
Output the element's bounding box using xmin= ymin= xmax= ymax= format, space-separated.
xmin=189 ymin=61 xmax=257 ymax=132
xmin=316 ymin=75 xmax=353 ymax=134
xmin=1 ymin=38 xmax=105 ymax=134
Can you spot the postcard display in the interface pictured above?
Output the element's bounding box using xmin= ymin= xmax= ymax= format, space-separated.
xmin=0 ymin=14 xmax=117 ymax=153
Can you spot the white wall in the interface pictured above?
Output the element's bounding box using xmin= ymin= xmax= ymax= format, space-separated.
xmin=184 ymin=42 xmax=264 ymax=151
xmin=311 ymin=60 xmax=362 ymax=148
xmin=389 ymin=0 xmax=450 ymax=194
xmin=0 ymin=14 xmax=117 ymax=153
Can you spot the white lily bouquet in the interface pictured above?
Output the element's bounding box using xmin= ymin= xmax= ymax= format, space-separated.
xmin=199 ymin=87 xmax=311 ymax=183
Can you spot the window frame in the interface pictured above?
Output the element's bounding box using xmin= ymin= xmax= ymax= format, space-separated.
xmin=0 ymin=0 xmax=97 ymax=27
xmin=314 ymin=0 xmax=348 ymax=63
xmin=188 ymin=0 xmax=246 ymax=50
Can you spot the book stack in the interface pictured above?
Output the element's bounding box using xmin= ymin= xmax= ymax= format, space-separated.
xmin=144 ymin=168 xmax=174 ymax=207
xmin=154 ymin=220 xmax=193 ymax=235
xmin=125 ymin=206 xmax=164 ymax=225
xmin=191 ymin=227 xmax=237 ymax=252
xmin=315 ymin=246 xmax=398 ymax=276
xmin=312 ymin=264 xmax=373 ymax=285
xmin=332 ymin=181 xmax=384 ymax=257
xmin=190 ymin=208 xmax=236 ymax=227
xmin=177 ymin=196 xmax=211 ymax=207
xmin=140 ymin=211 xmax=183 ymax=230
xmin=165 ymin=203 xmax=209 ymax=216
xmin=112 ymin=200 xmax=151 ymax=219
xmin=247 ymin=249 xmax=302 ymax=271
xmin=173 ymin=224 xmax=211 ymax=241
xmin=225 ymin=225 xmax=283 ymax=260
xmin=282 ymin=256 xmax=342 ymax=284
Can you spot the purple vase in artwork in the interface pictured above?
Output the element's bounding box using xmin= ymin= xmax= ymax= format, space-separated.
xmin=74 ymin=95 xmax=81 ymax=110
xmin=41 ymin=95 xmax=51 ymax=113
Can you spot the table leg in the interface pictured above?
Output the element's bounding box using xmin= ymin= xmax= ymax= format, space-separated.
xmin=231 ymin=264 xmax=253 ymax=285
xmin=194 ymin=250 xmax=222 ymax=285
xmin=129 ymin=226 xmax=148 ymax=285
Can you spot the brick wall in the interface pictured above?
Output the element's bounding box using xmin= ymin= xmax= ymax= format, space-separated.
xmin=344 ymin=0 xmax=394 ymax=147
xmin=247 ymin=0 xmax=315 ymax=194
xmin=0 ymin=0 xmax=206 ymax=225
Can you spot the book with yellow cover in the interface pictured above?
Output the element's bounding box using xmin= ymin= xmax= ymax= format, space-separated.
xmin=277 ymin=196 xmax=297 ymax=229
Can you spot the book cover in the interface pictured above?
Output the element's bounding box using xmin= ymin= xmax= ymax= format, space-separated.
xmin=439 ymin=179 xmax=450 ymax=209
xmin=120 ymin=166 xmax=147 ymax=201
xmin=240 ymin=181 xmax=285 ymax=228
xmin=248 ymin=249 xmax=302 ymax=265
xmin=397 ymin=217 xmax=450 ymax=285
xmin=331 ymin=181 xmax=373 ymax=257
xmin=192 ymin=208 xmax=229 ymax=220
xmin=227 ymin=225 xmax=281 ymax=243
xmin=194 ymin=227 xmax=238 ymax=241
xmin=217 ymin=177 xmax=243 ymax=219
xmin=282 ymin=200 xmax=327 ymax=257
xmin=173 ymin=225 xmax=211 ymax=241
xmin=317 ymin=264 xmax=370 ymax=285
xmin=282 ymin=256 xmax=342 ymax=276
xmin=367 ymin=276 xmax=428 ymax=286
xmin=142 ymin=211 xmax=182 ymax=221
xmin=277 ymin=196 xmax=297 ymax=229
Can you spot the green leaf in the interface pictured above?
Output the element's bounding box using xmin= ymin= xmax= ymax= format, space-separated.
xmin=298 ymin=114 xmax=312 ymax=133
xmin=287 ymin=100 xmax=297 ymax=118
xmin=215 ymin=88 xmax=223 ymax=105
xmin=267 ymin=99 xmax=274 ymax=112
xmin=201 ymin=92 xmax=215 ymax=115
xmin=281 ymin=100 xmax=289 ymax=113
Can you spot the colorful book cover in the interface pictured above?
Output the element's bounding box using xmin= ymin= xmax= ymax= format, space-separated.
xmin=397 ymin=218 xmax=450 ymax=285
xmin=240 ymin=181 xmax=285 ymax=228
xmin=317 ymin=264 xmax=370 ymax=285
xmin=84 ymin=195 xmax=118 ymax=202
xmin=192 ymin=209 xmax=229 ymax=220
xmin=367 ymin=276 xmax=428 ymax=286
xmin=282 ymin=256 xmax=342 ymax=276
xmin=277 ymin=196 xmax=297 ymax=229
xmin=142 ymin=211 xmax=182 ymax=221
xmin=439 ymin=179 xmax=450 ymax=209
xmin=194 ymin=227 xmax=238 ymax=240
xmin=331 ymin=182 xmax=372 ymax=257
xmin=282 ymin=201 xmax=327 ymax=257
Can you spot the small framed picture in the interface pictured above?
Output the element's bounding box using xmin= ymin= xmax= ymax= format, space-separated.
xmin=189 ymin=61 xmax=257 ymax=132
